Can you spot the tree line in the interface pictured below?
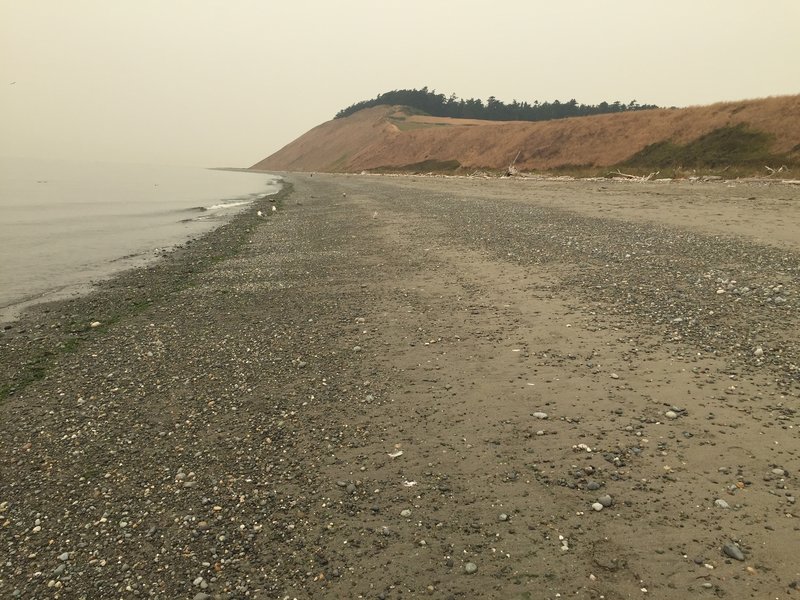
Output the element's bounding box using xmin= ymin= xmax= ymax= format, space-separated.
xmin=335 ymin=87 xmax=659 ymax=122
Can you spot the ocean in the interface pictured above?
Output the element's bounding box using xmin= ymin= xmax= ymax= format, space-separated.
xmin=0 ymin=158 xmax=280 ymax=322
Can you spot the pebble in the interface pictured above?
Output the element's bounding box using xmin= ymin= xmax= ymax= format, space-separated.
xmin=532 ymin=412 xmax=548 ymax=419
xmin=498 ymin=513 xmax=509 ymax=521
xmin=598 ymin=494 xmax=613 ymax=507
xmin=587 ymin=481 xmax=601 ymax=491
xmin=400 ymin=509 xmax=412 ymax=518
xmin=772 ymin=468 xmax=786 ymax=476
xmin=665 ymin=410 xmax=678 ymax=419
xmin=722 ymin=542 xmax=745 ymax=561
xmin=592 ymin=502 xmax=604 ymax=511
xmin=714 ymin=499 xmax=730 ymax=509
xmin=464 ymin=562 xmax=478 ymax=574
xmin=58 ymin=552 xmax=70 ymax=561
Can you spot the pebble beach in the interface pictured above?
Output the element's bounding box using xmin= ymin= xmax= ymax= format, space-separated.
xmin=1 ymin=173 xmax=799 ymax=599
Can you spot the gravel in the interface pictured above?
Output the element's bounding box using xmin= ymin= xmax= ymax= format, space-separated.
xmin=1 ymin=174 xmax=797 ymax=599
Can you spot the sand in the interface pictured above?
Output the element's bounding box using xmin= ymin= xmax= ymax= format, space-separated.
xmin=1 ymin=174 xmax=798 ymax=599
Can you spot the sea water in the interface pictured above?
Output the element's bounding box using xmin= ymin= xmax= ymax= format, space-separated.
xmin=0 ymin=158 xmax=280 ymax=321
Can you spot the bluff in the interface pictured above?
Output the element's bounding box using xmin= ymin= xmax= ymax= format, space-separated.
xmin=250 ymin=95 xmax=800 ymax=176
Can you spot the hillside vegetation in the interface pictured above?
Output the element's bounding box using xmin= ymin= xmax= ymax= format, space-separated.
xmin=251 ymin=94 xmax=800 ymax=178
xmin=335 ymin=87 xmax=659 ymax=122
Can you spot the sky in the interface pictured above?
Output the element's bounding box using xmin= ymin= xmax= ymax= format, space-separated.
xmin=2 ymin=0 xmax=799 ymax=168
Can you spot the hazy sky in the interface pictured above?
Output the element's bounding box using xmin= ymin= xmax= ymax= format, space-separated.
xmin=2 ymin=1 xmax=798 ymax=167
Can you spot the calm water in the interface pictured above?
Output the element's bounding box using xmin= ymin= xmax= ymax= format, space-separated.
xmin=0 ymin=158 xmax=280 ymax=321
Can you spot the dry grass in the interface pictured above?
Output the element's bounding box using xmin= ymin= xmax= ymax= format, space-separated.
xmin=251 ymin=95 xmax=800 ymax=175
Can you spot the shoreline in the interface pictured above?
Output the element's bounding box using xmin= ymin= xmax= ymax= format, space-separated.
xmin=0 ymin=187 xmax=282 ymax=327
xmin=1 ymin=182 xmax=289 ymax=398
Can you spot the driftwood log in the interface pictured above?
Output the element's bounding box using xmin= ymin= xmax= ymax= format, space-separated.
xmin=504 ymin=150 xmax=522 ymax=177
xmin=608 ymin=169 xmax=659 ymax=181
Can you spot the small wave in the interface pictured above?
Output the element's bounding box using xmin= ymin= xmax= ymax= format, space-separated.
xmin=206 ymin=200 xmax=253 ymax=211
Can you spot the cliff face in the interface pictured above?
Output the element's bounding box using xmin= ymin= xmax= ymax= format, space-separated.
xmin=250 ymin=95 xmax=800 ymax=173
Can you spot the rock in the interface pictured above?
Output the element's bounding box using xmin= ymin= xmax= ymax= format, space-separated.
xmin=592 ymin=502 xmax=604 ymax=511
xmin=714 ymin=499 xmax=730 ymax=509
xmin=194 ymin=594 xmax=211 ymax=600
xmin=464 ymin=562 xmax=478 ymax=574
xmin=498 ymin=513 xmax=509 ymax=521
xmin=587 ymin=481 xmax=601 ymax=491
xmin=754 ymin=347 xmax=764 ymax=357
xmin=598 ymin=494 xmax=613 ymax=507
xmin=772 ymin=468 xmax=787 ymax=476
xmin=532 ymin=412 xmax=548 ymax=419
xmin=722 ymin=542 xmax=745 ymax=561
xmin=665 ymin=410 xmax=678 ymax=419
xmin=400 ymin=509 xmax=412 ymax=518
xmin=58 ymin=552 xmax=70 ymax=561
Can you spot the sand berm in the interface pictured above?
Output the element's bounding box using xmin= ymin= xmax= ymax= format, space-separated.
xmin=1 ymin=173 xmax=799 ymax=599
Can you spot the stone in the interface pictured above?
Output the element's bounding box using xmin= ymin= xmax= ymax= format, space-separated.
xmin=598 ymin=494 xmax=613 ymax=507
xmin=714 ymin=499 xmax=730 ymax=509
xmin=722 ymin=543 xmax=745 ymax=561
xmin=592 ymin=502 xmax=604 ymax=511
xmin=532 ymin=412 xmax=548 ymax=419
xmin=464 ymin=562 xmax=478 ymax=574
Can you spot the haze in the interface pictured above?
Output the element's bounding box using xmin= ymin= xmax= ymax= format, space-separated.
xmin=2 ymin=0 xmax=798 ymax=168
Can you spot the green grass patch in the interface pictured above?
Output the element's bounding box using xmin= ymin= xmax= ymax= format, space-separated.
xmin=400 ymin=159 xmax=462 ymax=173
xmin=368 ymin=159 xmax=462 ymax=175
xmin=622 ymin=124 xmax=784 ymax=170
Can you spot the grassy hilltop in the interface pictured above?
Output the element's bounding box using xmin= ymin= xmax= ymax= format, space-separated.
xmin=252 ymin=93 xmax=800 ymax=178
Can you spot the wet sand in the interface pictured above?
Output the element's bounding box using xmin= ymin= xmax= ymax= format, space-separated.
xmin=1 ymin=174 xmax=798 ymax=599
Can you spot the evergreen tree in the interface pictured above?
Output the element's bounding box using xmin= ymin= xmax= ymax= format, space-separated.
xmin=335 ymin=88 xmax=658 ymax=122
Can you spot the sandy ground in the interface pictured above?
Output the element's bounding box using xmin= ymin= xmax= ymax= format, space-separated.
xmin=1 ymin=174 xmax=798 ymax=600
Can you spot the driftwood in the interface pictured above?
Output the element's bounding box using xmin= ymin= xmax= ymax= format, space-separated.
xmin=765 ymin=165 xmax=787 ymax=176
xmin=504 ymin=150 xmax=522 ymax=177
xmin=608 ymin=169 xmax=659 ymax=181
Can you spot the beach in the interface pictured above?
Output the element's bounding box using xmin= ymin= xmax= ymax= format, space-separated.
xmin=1 ymin=173 xmax=799 ymax=599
